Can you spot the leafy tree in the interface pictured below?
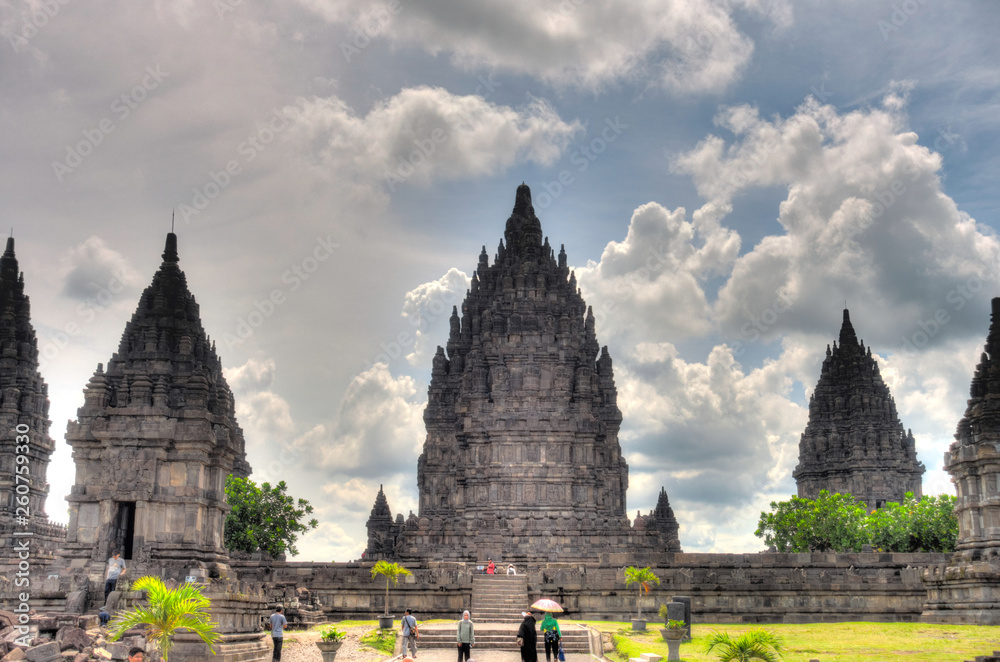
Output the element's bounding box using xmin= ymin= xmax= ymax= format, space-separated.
xmin=623 ymin=566 xmax=660 ymax=619
xmin=755 ymin=490 xmax=957 ymax=553
xmin=224 ymin=476 xmax=319 ymax=557
xmin=706 ymin=629 xmax=784 ymax=662
xmin=371 ymin=560 xmax=411 ymax=617
xmin=109 ymin=576 xmax=219 ymax=661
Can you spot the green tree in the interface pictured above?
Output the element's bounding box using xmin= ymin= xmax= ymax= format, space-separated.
xmin=224 ymin=476 xmax=318 ymax=557
xmin=755 ymin=490 xmax=958 ymax=553
xmin=706 ymin=629 xmax=784 ymax=662
xmin=108 ymin=576 xmax=219 ymax=662
xmin=623 ymin=566 xmax=660 ymax=619
xmin=371 ymin=560 xmax=411 ymax=617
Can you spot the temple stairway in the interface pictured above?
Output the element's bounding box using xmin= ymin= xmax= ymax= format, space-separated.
xmin=412 ymin=575 xmax=591 ymax=652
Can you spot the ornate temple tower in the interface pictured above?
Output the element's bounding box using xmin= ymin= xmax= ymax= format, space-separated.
xmin=380 ymin=184 xmax=680 ymax=563
xmin=0 ymin=238 xmax=66 ymax=565
xmin=923 ymin=298 xmax=1000 ymax=623
xmin=61 ymin=233 xmax=251 ymax=580
xmin=794 ymin=309 xmax=924 ymax=508
xmin=363 ymin=485 xmax=403 ymax=561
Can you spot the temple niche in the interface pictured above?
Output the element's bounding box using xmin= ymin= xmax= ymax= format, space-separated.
xmin=60 ymin=233 xmax=251 ymax=581
xmin=794 ymin=309 xmax=924 ymax=509
xmin=365 ymin=184 xmax=681 ymax=564
xmin=0 ymin=238 xmax=66 ymax=567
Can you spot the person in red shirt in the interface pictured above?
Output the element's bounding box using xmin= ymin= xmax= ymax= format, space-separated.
xmin=486 ymin=559 xmax=495 ymax=574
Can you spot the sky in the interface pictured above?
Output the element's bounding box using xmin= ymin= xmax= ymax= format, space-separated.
xmin=3 ymin=0 xmax=1000 ymax=561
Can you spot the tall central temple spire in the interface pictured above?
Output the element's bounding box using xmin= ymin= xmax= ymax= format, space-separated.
xmin=367 ymin=184 xmax=680 ymax=563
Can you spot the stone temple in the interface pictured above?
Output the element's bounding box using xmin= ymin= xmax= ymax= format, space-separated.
xmin=923 ymin=298 xmax=1000 ymax=623
xmin=365 ymin=184 xmax=681 ymax=564
xmin=59 ymin=233 xmax=252 ymax=582
xmin=794 ymin=309 xmax=924 ymax=508
xmin=0 ymin=237 xmax=66 ymax=569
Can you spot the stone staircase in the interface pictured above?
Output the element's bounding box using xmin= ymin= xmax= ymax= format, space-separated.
xmin=472 ymin=574 xmax=527 ymax=623
xmin=411 ymin=576 xmax=590 ymax=652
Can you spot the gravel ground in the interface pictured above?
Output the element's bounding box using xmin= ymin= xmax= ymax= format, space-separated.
xmin=271 ymin=627 xmax=598 ymax=662
xmin=272 ymin=625 xmax=392 ymax=662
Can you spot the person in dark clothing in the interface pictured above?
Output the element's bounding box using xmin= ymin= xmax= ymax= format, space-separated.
xmin=517 ymin=612 xmax=538 ymax=662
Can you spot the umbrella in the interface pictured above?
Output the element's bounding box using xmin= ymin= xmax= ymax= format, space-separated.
xmin=531 ymin=599 xmax=564 ymax=613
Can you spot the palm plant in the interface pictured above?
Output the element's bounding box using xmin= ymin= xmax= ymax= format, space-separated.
xmin=370 ymin=560 xmax=411 ymax=617
xmin=623 ymin=566 xmax=660 ymax=619
xmin=108 ymin=576 xmax=219 ymax=662
xmin=705 ymin=629 xmax=784 ymax=662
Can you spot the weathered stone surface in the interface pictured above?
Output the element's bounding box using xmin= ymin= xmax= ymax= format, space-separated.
xmin=2 ymin=648 xmax=26 ymax=662
xmin=794 ymin=309 xmax=924 ymax=509
xmin=24 ymin=643 xmax=60 ymax=662
xmin=365 ymin=184 xmax=680 ymax=563
xmin=0 ymin=237 xmax=67 ymax=568
xmin=54 ymin=629 xmax=90 ymax=652
xmin=58 ymin=233 xmax=251 ymax=576
xmin=923 ymin=298 xmax=1000 ymax=624
xmin=62 ymin=593 xmax=85 ymax=616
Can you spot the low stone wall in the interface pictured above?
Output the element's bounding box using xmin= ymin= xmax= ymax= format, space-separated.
xmin=232 ymin=552 xmax=949 ymax=624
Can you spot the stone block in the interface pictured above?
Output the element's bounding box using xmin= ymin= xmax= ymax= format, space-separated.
xmin=64 ymin=592 xmax=86 ymax=615
xmin=640 ymin=655 xmax=662 ymax=662
xmin=107 ymin=643 xmax=128 ymax=661
xmin=3 ymin=649 xmax=26 ymax=662
xmin=24 ymin=643 xmax=61 ymax=662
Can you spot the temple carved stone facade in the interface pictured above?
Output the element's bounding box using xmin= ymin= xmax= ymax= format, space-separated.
xmin=794 ymin=309 xmax=924 ymax=509
xmin=366 ymin=184 xmax=681 ymax=564
xmin=0 ymin=238 xmax=66 ymax=567
xmin=60 ymin=233 xmax=251 ymax=581
xmin=923 ymin=298 xmax=1000 ymax=623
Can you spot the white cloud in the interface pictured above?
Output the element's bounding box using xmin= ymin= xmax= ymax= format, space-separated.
xmin=59 ymin=236 xmax=138 ymax=302
xmin=299 ymin=0 xmax=789 ymax=93
xmin=401 ymin=267 xmax=471 ymax=366
xmin=283 ymin=87 xmax=582 ymax=194
xmin=671 ymin=92 xmax=1000 ymax=346
xmin=293 ymin=363 xmax=425 ymax=477
xmin=576 ymin=201 xmax=739 ymax=344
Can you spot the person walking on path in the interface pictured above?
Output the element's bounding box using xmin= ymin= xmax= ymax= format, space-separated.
xmin=269 ymin=605 xmax=287 ymax=662
xmin=540 ymin=613 xmax=562 ymax=662
xmin=517 ymin=611 xmax=538 ymax=662
xmin=104 ymin=551 xmax=126 ymax=604
xmin=402 ymin=608 xmax=419 ymax=658
xmin=456 ymin=610 xmax=475 ymax=662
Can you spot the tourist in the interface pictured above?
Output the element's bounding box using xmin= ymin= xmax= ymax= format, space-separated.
xmin=127 ymin=648 xmax=144 ymax=662
xmin=104 ymin=551 xmax=126 ymax=603
xmin=98 ymin=606 xmax=110 ymax=627
xmin=517 ymin=611 xmax=538 ymax=662
xmin=540 ymin=613 xmax=562 ymax=662
xmin=402 ymin=608 xmax=419 ymax=658
xmin=507 ymin=564 xmax=517 ymax=575
xmin=270 ymin=605 xmax=287 ymax=662
xmin=456 ymin=609 xmax=475 ymax=662
xmin=486 ymin=559 xmax=495 ymax=574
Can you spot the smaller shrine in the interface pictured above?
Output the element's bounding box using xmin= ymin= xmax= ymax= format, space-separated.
xmin=794 ymin=309 xmax=924 ymax=509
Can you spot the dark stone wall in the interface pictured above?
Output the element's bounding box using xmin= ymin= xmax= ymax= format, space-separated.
xmin=232 ymin=551 xmax=948 ymax=623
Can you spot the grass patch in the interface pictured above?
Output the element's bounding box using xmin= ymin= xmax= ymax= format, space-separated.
xmin=570 ymin=620 xmax=1000 ymax=662
xmin=360 ymin=628 xmax=397 ymax=655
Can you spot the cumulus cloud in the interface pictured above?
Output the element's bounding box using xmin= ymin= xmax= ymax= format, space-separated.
xmin=576 ymin=201 xmax=739 ymax=344
xmin=401 ymin=267 xmax=471 ymax=366
xmin=283 ymin=87 xmax=582 ymax=193
xmin=301 ymin=0 xmax=789 ymax=93
xmin=292 ymin=363 xmax=425 ymax=477
xmin=59 ymin=236 xmax=138 ymax=302
xmin=672 ymin=92 xmax=1000 ymax=347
